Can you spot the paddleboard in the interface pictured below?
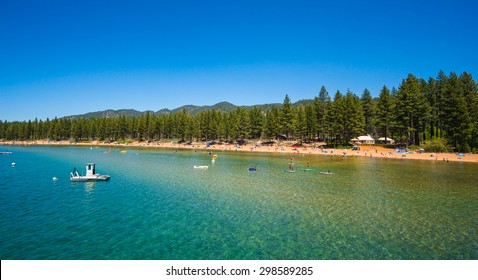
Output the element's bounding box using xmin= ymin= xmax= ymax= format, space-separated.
xmin=300 ymin=168 xmax=316 ymax=172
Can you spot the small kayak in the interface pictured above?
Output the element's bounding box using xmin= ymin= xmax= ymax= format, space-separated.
xmin=319 ymin=171 xmax=333 ymax=175
xmin=284 ymin=170 xmax=296 ymax=173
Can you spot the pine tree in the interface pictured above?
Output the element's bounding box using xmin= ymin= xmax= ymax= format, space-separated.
xmin=395 ymin=74 xmax=430 ymax=146
xmin=210 ymin=109 xmax=222 ymax=140
xmin=215 ymin=111 xmax=226 ymax=141
xmin=305 ymin=104 xmax=317 ymax=141
xmin=328 ymin=90 xmax=344 ymax=145
xmin=280 ymin=95 xmax=296 ymax=138
xmin=361 ymin=88 xmax=375 ymax=135
xmin=197 ymin=110 xmax=211 ymax=141
xmin=176 ymin=109 xmax=188 ymax=141
xmin=136 ymin=113 xmax=148 ymax=140
xmin=342 ymin=90 xmax=365 ymax=143
xmin=459 ymin=72 xmax=478 ymax=150
xmin=187 ymin=114 xmax=198 ymax=141
xmin=263 ymin=106 xmax=280 ymax=139
xmin=230 ymin=107 xmax=250 ymax=140
xmin=441 ymin=72 xmax=471 ymax=151
xmin=117 ymin=115 xmax=127 ymax=140
xmin=313 ymin=86 xmax=330 ymax=141
xmin=423 ymin=77 xmax=438 ymax=138
xmin=0 ymin=120 xmax=4 ymax=140
xmin=249 ymin=106 xmax=264 ymax=139
xmin=295 ymin=106 xmax=308 ymax=142
xmin=436 ymin=70 xmax=448 ymax=138
xmin=375 ymin=85 xmax=395 ymax=142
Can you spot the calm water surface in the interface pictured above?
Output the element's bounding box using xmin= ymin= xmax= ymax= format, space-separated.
xmin=0 ymin=146 xmax=476 ymax=259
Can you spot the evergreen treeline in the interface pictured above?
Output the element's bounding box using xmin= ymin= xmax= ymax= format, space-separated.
xmin=1 ymin=71 xmax=477 ymax=152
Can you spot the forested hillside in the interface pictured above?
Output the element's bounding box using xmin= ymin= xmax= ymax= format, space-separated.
xmin=1 ymin=71 xmax=477 ymax=152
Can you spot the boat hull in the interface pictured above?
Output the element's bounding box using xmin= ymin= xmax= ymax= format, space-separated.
xmin=70 ymin=175 xmax=110 ymax=182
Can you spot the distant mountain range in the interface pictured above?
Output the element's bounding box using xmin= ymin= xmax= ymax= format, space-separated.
xmin=63 ymin=101 xmax=313 ymax=119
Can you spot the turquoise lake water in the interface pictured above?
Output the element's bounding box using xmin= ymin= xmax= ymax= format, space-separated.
xmin=0 ymin=145 xmax=477 ymax=259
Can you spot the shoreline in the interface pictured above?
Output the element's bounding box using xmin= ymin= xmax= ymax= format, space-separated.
xmin=2 ymin=140 xmax=478 ymax=163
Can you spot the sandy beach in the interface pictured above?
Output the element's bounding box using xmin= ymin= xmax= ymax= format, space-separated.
xmin=2 ymin=140 xmax=478 ymax=163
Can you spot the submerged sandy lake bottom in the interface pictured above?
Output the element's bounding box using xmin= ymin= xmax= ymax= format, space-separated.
xmin=0 ymin=146 xmax=476 ymax=259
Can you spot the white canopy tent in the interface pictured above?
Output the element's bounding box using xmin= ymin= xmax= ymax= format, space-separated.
xmin=357 ymin=135 xmax=375 ymax=144
xmin=378 ymin=137 xmax=395 ymax=144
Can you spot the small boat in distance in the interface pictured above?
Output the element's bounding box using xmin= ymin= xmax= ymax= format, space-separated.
xmin=194 ymin=165 xmax=208 ymax=169
xmin=70 ymin=163 xmax=110 ymax=182
xmin=319 ymin=171 xmax=333 ymax=175
xmin=248 ymin=167 xmax=257 ymax=171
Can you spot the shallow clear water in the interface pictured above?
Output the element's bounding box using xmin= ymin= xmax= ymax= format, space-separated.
xmin=0 ymin=146 xmax=476 ymax=259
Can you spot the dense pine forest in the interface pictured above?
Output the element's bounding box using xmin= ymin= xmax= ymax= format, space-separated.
xmin=1 ymin=71 xmax=478 ymax=152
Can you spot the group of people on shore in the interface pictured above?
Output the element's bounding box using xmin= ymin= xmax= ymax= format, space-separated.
xmin=2 ymin=140 xmax=478 ymax=163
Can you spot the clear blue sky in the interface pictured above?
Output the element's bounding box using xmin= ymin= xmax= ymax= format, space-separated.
xmin=1 ymin=0 xmax=477 ymax=121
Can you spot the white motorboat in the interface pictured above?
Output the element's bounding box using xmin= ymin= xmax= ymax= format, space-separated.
xmin=70 ymin=163 xmax=110 ymax=182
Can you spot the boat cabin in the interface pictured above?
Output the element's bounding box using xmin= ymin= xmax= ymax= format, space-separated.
xmin=86 ymin=163 xmax=96 ymax=176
